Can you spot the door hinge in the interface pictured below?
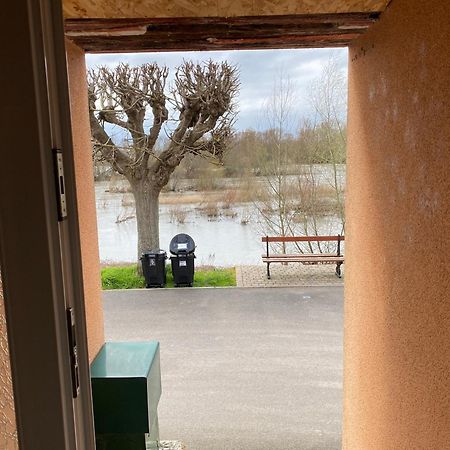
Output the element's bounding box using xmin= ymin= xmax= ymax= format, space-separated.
xmin=53 ymin=148 xmax=67 ymax=221
xmin=66 ymin=307 xmax=80 ymax=398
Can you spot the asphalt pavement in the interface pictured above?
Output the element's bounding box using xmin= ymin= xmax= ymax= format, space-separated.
xmin=103 ymin=286 xmax=343 ymax=450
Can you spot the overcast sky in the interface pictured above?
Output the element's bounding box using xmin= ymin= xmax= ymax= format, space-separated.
xmin=86 ymin=48 xmax=347 ymax=132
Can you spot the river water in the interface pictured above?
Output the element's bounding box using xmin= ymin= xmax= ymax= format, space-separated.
xmin=95 ymin=183 xmax=264 ymax=266
xmin=95 ymin=167 xmax=345 ymax=266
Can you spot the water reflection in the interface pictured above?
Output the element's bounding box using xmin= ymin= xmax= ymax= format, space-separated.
xmin=95 ymin=183 xmax=263 ymax=266
xmin=95 ymin=167 xmax=345 ymax=267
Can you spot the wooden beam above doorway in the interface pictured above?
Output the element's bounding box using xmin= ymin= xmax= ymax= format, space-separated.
xmin=65 ymin=13 xmax=380 ymax=52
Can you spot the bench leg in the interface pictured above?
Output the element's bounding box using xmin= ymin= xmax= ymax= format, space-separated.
xmin=335 ymin=263 xmax=342 ymax=278
xmin=267 ymin=263 xmax=271 ymax=280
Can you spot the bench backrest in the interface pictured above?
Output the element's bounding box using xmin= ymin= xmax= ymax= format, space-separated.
xmin=262 ymin=235 xmax=345 ymax=243
xmin=262 ymin=235 xmax=345 ymax=257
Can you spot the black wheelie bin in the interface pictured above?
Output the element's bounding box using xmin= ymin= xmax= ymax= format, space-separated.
xmin=140 ymin=250 xmax=167 ymax=288
xmin=169 ymin=234 xmax=195 ymax=287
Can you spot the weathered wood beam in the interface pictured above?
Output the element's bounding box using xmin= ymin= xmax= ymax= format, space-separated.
xmin=65 ymin=13 xmax=380 ymax=52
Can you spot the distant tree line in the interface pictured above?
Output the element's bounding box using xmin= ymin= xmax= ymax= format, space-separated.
xmin=94 ymin=122 xmax=346 ymax=182
xmin=222 ymin=122 xmax=346 ymax=178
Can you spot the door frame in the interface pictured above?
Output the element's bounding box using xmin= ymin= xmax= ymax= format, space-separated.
xmin=0 ymin=0 xmax=95 ymax=448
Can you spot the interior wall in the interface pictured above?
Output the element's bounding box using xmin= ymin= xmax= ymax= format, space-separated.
xmin=66 ymin=39 xmax=104 ymax=361
xmin=344 ymin=0 xmax=450 ymax=448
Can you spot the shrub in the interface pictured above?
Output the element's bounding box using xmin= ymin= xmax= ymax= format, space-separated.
xmin=168 ymin=206 xmax=187 ymax=224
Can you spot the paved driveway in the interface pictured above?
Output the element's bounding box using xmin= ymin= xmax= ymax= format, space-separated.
xmin=103 ymin=286 xmax=343 ymax=450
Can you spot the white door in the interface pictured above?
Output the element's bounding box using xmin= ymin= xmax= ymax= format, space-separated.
xmin=0 ymin=1 xmax=95 ymax=449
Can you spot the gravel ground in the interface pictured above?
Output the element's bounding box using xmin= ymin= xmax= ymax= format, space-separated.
xmin=236 ymin=264 xmax=344 ymax=287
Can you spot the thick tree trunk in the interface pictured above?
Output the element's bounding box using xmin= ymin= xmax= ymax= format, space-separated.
xmin=132 ymin=182 xmax=161 ymax=260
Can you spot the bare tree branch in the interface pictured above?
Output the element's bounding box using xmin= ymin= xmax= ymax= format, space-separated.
xmin=89 ymin=63 xmax=170 ymax=171
xmin=88 ymin=83 xmax=131 ymax=175
xmin=87 ymin=60 xmax=239 ymax=258
xmin=149 ymin=60 xmax=239 ymax=187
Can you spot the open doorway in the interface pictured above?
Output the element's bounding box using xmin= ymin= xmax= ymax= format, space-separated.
xmin=88 ymin=49 xmax=346 ymax=273
xmin=85 ymin=47 xmax=346 ymax=450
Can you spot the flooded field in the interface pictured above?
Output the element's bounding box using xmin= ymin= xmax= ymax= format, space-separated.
xmin=95 ymin=166 xmax=345 ymax=267
xmin=96 ymin=183 xmax=262 ymax=266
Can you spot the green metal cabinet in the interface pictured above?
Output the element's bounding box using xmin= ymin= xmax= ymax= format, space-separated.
xmin=91 ymin=341 xmax=161 ymax=450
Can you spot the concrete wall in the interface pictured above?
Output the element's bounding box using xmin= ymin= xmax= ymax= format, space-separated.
xmin=66 ymin=40 xmax=104 ymax=362
xmin=344 ymin=0 xmax=450 ymax=448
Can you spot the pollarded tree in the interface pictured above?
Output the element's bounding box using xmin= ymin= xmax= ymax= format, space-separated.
xmin=88 ymin=61 xmax=239 ymax=259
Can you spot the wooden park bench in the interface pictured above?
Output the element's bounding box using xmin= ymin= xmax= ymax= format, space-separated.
xmin=262 ymin=235 xmax=345 ymax=280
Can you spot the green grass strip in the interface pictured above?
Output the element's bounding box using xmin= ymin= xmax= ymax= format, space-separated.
xmin=101 ymin=265 xmax=236 ymax=290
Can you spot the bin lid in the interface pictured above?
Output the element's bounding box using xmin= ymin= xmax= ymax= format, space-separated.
xmin=169 ymin=233 xmax=195 ymax=255
xmin=141 ymin=249 xmax=167 ymax=259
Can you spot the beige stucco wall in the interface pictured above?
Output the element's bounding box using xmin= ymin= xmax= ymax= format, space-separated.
xmin=0 ymin=280 xmax=18 ymax=450
xmin=344 ymin=0 xmax=450 ymax=448
xmin=66 ymin=39 xmax=105 ymax=362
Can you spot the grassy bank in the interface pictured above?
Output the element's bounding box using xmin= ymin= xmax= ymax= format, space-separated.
xmin=101 ymin=264 xmax=236 ymax=290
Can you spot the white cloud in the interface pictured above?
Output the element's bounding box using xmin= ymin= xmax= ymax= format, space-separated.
xmin=86 ymin=47 xmax=348 ymax=131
